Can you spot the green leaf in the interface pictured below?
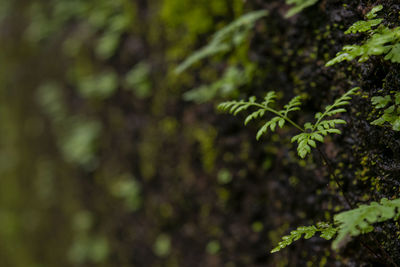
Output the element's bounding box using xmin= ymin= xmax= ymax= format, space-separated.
xmin=270 ymin=121 xmax=277 ymax=132
xmin=395 ymin=93 xmax=400 ymax=105
xmin=384 ymin=105 xmax=396 ymax=115
xmin=392 ymin=118 xmax=400 ymax=131
xmin=325 ymin=46 xmax=360 ymax=66
xmin=384 ymin=43 xmax=400 ymax=63
xmin=256 ymin=123 xmax=269 ymax=140
xmin=382 ymin=112 xmax=397 ymax=123
xmin=345 ymin=19 xmax=383 ymax=34
xmin=291 ymin=134 xmax=302 ymax=143
xmin=308 ymin=139 xmax=316 ymax=148
xmin=284 ymin=95 xmax=302 ymax=116
xmin=312 ymin=133 xmax=324 ymax=142
xmin=244 ymin=109 xmax=265 ymax=125
xmin=78 ymin=71 xmax=118 ymax=99
xmin=365 ymin=5 xmax=383 ymax=20
xmin=332 ymin=198 xmax=400 ymax=250
xmin=124 ymin=62 xmax=152 ymax=99
xmin=371 ymin=117 xmax=386 ymax=126
xmin=326 ymin=129 xmax=341 ymax=134
xmin=278 ymin=118 xmax=285 ymax=128
xmin=183 ymin=66 xmax=248 ymax=103
xmin=271 ymin=223 xmax=337 ymax=253
xmin=175 ymin=10 xmax=268 ymax=74
xmin=285 ymin=0 xmax=319 ymax=18
xmin=371 ymin=95 xmax=391 ymax=109
xmin=262 ymin=91 xmax=277 ymax=107
xmin=326 ymin=20 xmax=400 ymax=66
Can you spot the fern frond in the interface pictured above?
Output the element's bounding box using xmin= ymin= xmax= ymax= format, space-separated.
xmin=220 ymin=88 xmax=357 ymax=158
xmin=371 ymin=95 xmax=391 ymax=109
xmin=345 ymin=19 xmax=383 ymax=34
xmin=285 ymin=0 xmax=319 ymax=18
xmin=272 ymin=197 xmax=400 ymax=253
xmin=345 ymin=4 xmax=383 ymax=34
xmin=318 ymin=119 xmax=346 ymax=129
xmin=219 ymin=91 xmax=304 ymax=140
xmin=284 ymin=96 xmax=302 ymax=116
xmin=291 ymin=133 xmax=314 ymax=158
xmin=370 ymin=92 xmax=400 ymax=131
xmin=325 ymin=87 xmax=358 ymax=109
xmin=256 ymin=117 xmax=284 ymax=140
xmin=175 ymin=44 xmax=230 ymax=74
xmin=210 ymin=10 xmax=269 ymax=46
xmin=262 ymin=91 xmax=277 ymax=107
xmin=271 ymin=222 xmax=337 ymax=253
xmin=365 ymin=5 xmax=383 ymax=20
xmin=218 ymin=100 xmax=240 ymax=112
xmin=326 ymin=5 xmax=400 ymax=66
xmin=290 ymin=88 xmax=358 ymax=158
xmin=332 ymin=198 xmax=400 ymax=249
xmin=175 ymin=10 xmax=268 ymax=74
xmin=323 ymin=109 xmax=347 ymax=117
xmin=384 ymin=43 xmax=400 ymax=63
xmin=315 ymin=87 xmax=358 ymax=123
xmin=245 ymin=109 xmax=265 ymax=125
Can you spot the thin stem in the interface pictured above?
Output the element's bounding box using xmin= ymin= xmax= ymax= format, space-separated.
xmin=316 ymin=147 xmax=354 ymax=209
xmin=317 ymin=147 xmax=398 ymax=267
xmin=312 ymin=113 xmax=325 ymax=132
xmin=250 ymin=103 xmax=305 ymax=132
xmin=368 ymin=235 xmax=399 ymax=267
xmin=359 ymin=237 xmax=385 ymax=264
xmin=312 ymin=104 xmax=336 ymax=131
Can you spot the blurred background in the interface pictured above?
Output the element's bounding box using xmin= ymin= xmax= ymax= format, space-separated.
xmin=2 ymin=0 xmax=396 ymax=266
xmin=0 ymin=1 xmax=269 ymax=266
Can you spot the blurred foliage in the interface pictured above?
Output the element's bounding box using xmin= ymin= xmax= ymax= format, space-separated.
xmin=153 ymin=234 xmax=171 ymax=257
xmin=175 ymin=10 xmax=267 ymax=74
xmin=285 ymin=0 xmax=319 ymax=17
xmin=124 ymin=62 xmax=152 ymax=99
xmin=183 ymin=65 xmax=254 ymax=103
xmin=0 ymin=0 xmax=247 ymax=266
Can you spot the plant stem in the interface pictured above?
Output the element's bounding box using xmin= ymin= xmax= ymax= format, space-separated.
xmin=316 ymin=147 xmax=354 ymax=209
xmin=250 ymin=103 xmax=305 ymax=132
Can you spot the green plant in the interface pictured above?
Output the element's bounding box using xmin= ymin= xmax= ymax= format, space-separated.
xmin=285 ymin=0 xmax=319 ymax=18
xmin=271 ymin=198 xmax=400 ymax=253
xmin=219 ymin=84 xmax=400 ymax=258
xmin=326 ymin=5 xmax=400 ymax=66
xmin=183 ymin=65 xmax=253 ymax=103
xmin=175 ymin=3 xmax=400 ymax=263
xmin=124 ymin=62 xmax=152 ymax=99
xmin=371 ymin=92 xmax=400 ymax=131
xmin=271 ymin=222 xmax=337 ymax=253
xmin=218 ymin=87 xmax=359 ymax=158
xmin=333 ymin=198 xmax=400 ymax=250
xmin=175 ymin=10 xmax=268 ymax=74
